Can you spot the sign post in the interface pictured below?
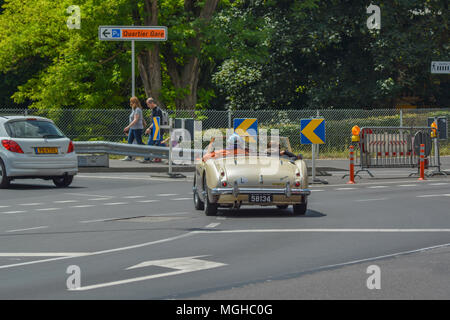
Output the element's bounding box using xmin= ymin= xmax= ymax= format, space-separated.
xmin=99 ymin=26 xmax=168 ymax=97
xmin=300 ymin=118 xmax=327 ymax=184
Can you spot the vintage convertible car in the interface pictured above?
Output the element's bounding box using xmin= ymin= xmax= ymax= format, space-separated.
xmin=193 ymin=135 xmax=310 ymax=216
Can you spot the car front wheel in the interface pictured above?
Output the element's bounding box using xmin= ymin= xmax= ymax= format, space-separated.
xmin=53 ymin=175 xmax=74 ymax=188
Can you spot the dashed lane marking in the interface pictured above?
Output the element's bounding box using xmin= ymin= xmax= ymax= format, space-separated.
xmin=354 ymin=198 xmax=388 ymax=202
xmin=2 ymin=211 xmax=27 ymax=215
xmin=103 ymin=202 xmax=128 ymax=206
xmin=35 ymin=208 xmax=60 ymax=212
xmin=19 ymin=203 xmax=43 ymax=206
xmin=205 ymin=223 xmax=221 ymax=228
xmin=71 ymin=205 xmax=96 ymax=208
xmin=79 ymin=219 xmax=110 ymax=223
xmin=54 ymin=200 xmax=79 ymax=204
xmin=416 ymin=194 xmax=450 ymax=198
xmin=6 ymin=226 xmax=48 ymax=233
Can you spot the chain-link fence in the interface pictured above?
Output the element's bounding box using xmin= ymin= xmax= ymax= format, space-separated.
xmin=1 ymin=108 xmax=449 ymax=156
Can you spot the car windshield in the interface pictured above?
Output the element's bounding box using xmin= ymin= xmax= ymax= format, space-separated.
xmin=5 ymin=120 xmax=65 ymax=139
xmin=206 ymin=136 xmax=292 ymax=155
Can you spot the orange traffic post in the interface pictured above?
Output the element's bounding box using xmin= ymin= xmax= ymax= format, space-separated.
xmin=347 ymin=145 xmax=356 ymax=184
xmin=418 ymin=143 xmax=426 ymax=181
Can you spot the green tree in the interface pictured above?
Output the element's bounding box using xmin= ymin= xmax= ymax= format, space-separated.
xmin=211 ymin=0 xmax=449 ymax=109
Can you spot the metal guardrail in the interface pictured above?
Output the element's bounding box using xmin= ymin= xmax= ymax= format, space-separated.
xmin=73 ymin=141 xmax=171 ymax=159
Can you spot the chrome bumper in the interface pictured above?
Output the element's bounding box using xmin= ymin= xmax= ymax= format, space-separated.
xmin=210 ymin=184 xmax=311 ymax=198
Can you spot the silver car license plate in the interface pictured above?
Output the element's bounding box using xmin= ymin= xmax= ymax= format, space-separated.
xmin=249 ymin=194 xmax=273 ymax=203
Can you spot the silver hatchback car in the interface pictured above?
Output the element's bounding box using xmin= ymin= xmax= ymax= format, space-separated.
xmin=0 ymin=116 xmax=78 ymax=188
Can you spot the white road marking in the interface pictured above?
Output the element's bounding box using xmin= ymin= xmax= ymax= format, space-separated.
xmin=35 ymin=208 xmax=60 ymax=211
xmin=71 ymin=205 xmax=96 ymax=208
xmin=367 ymin=186 xmax=388 ymax=189
xmin=205 ymin=223 xmax=221 ymax=228
xmin=123 ymin=196 xmax=146 ymax=199
xmin=2 ymin=211 xmax=27 ymax=215
xmin=335 ymin=188 xmax=357 ymax=191
xmin=0 ymin=206 xmax=10 ymax=208
xmin=173 ymin=198 xmax=192 ymax=201
xmin=6 ymin=226 xmax=48 ymax=233
xmin=416 ymin=194 xmax=450 ymax=198
xmin=138 ymin=200 xmax=159 ymax=203
xmin=19 ymin=203 xmax=43 ymax=206
xmin=354 ymin=198 xmax=388 ymax=202
xmin=310 ymin=189 xmax=324 ymax=192
xmin=397 ymin=184 xmax=418 ymax=187
xmin=65 ymin=193 xmax=113 ymax=198
xmin=427 ymin=183 xmax=449 ymax=186
xmin=157 ymin=194 xmax=179 ymax=197
xmin=104 ymin=202 xmax=128 ymax=206
xmin=79 ymin=219 xmax=109 ymax=223
xmin=194 ymin=228 xmax=450 ymax=234
xmin=302 ymin=242 xmax=450 ymax=276
xmin=73 ymin=256 xmax=226 ymax=291
xmin=216 ymin=217 xmax=227 ymax=220
xmin=54 ymin=200 xmax=79 ymax=204
xmin=76 ymin=175 xmax=189 ymax=182
xmin=0 ymin=252 xmax=88 ymax=257
xmin=89 ymin=198 xmax=112 ymax=201
xmin=0 ymin=232 xmax=195 ymax=270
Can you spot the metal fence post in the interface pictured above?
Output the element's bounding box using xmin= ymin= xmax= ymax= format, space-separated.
xmin=400 ymin=109 xmax=403 ymax=127
xmin=228 ymin=110 xmax=232 ymax=129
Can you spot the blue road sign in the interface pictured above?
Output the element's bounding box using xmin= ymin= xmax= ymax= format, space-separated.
xmin=300 ymin=119 xmax=326 ymax=144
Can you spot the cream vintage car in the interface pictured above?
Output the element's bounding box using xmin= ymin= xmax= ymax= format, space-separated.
xmin=193 ymin=134 xmax=310 ymax=216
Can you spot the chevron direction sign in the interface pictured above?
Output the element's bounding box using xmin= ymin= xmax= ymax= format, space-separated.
xmin=301 ymin=118 xmax=326 ymax=144
xmin=234 ymin=118 xmax=258 ymax=143
xmin=152 ymin=116 xmax=161 ymax=141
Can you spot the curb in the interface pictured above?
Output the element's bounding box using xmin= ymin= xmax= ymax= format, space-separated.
xmin=78 ymin=166 xmax=345 ymax=174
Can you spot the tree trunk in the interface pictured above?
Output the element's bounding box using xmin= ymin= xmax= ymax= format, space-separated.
xmin=137 ymin=0 xmax=219 ymax=109
xmin=137 ymin=47 xmax=162 ymax=106
xmin=135 ymin=0 xmax=164 ymax=106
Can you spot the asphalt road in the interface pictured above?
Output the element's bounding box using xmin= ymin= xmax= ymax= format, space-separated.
xmin=0 ymin=170 xmax=449 ymax=300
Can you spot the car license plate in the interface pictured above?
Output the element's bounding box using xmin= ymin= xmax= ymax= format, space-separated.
xmin=249 ymin=194 xmax=273 ymax=203
xmin=35 ymin=147 xmax=58 ymax=154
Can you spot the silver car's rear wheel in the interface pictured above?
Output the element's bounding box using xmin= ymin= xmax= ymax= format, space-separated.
xmin=193 ymin=176 xmax=204 ymax=210
xmin=0 ymin=159 xmax=10 ymax=189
